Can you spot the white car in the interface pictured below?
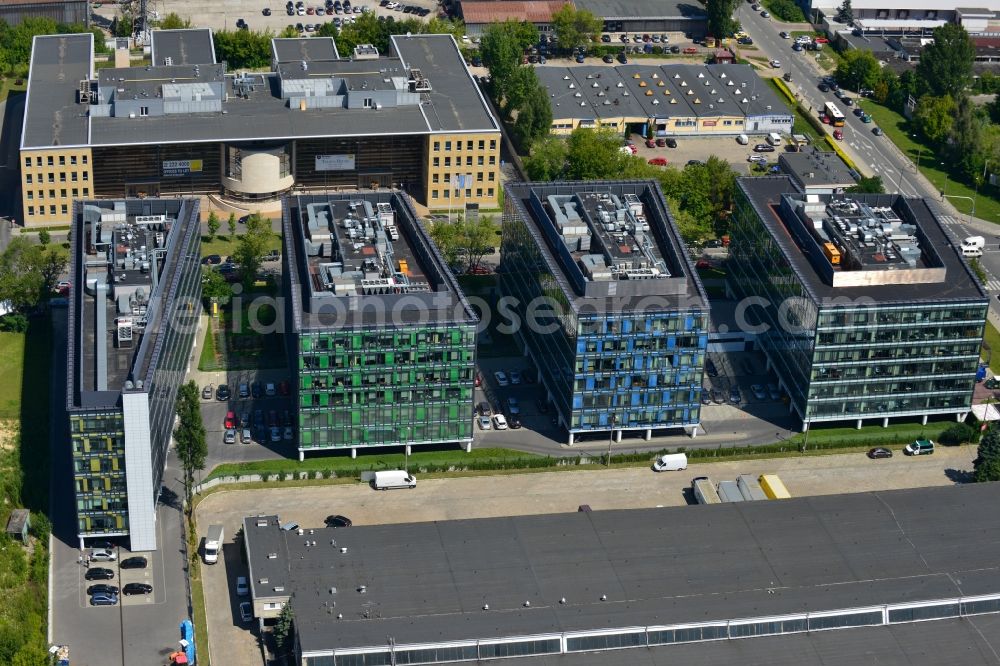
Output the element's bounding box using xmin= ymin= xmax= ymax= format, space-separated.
xmin=270 ymin=426 xmax=281 ymax=443
xmin=236 ymin=576 xmax=249 ymax=596
xmin=224 ymin=428 xmax=237 ymax=444
xmin=770 ymin=59 xmax=781 ymax=68
xmin=241 ymin=428 xmax=253 ymax=444
xmin=477 ymin=415 xmax=492 ymax=430
xmin=283 ymin=426 xmax=294 ymax=441
xmin=240 ymin=601 xmax=253 ymax=623
xmin=265 ymin=382 xmax=277 ymax=397
xmin=494 ymin=371 xmax=509 ymax=386
xmin=492 ymin=414 xmax=509 ymax=430
xmin=90 ymin=548 xmax=117 ymax=562
xmin=748 ymin=154 xmax=768 ymax=164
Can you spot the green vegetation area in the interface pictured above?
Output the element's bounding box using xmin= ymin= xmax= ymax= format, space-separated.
xmin=983 ymin=321 xmax=1000 ymax=372
xmin=199 ymin=233 xmax=281 ymax=259
xmin=860 ymin=99 xmax=1000 ymax=222
xmin=198 ymin=295 xmax=287 ymax=372
xmin=764 ymin=79 xmax=829 ymax=147
xmin=0 ymin=317 xmax=54 ymax=663
xmin=0 ymin=77 xmax=25 ymax=103
xmin=760 ymin=0 xmax=806 ymax=22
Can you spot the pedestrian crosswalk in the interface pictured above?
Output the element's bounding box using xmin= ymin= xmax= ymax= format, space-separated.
xmin=986 ymin=280 xmax=1000 ymax=292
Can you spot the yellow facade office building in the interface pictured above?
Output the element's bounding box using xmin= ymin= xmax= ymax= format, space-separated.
xmin=20 ymin=30 xmax=500 ymax=227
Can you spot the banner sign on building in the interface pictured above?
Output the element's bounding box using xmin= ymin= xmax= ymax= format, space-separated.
xmin=162 ymin=159 xmax=203 ymax=177
xmin=315 ymin=154 xmax=356 ymax=171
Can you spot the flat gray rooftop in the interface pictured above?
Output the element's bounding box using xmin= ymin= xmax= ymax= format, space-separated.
xmin=779 ymin=147 xmax=857 ymax=189
xmin=27 ymin=33 xmax=497 ymax=149
xmin=149 ymin=29 xmax=216 ymax=66
xmin=22 ymin=33 xmax=91 ymax=149
xmin=575 ymin=0 xmax=707 ymax=20
xmin=271 ymin=37 xmax=339 ymax=63
xmin=504 ymin=180 xmax=708 ymax=313
xmin=283 ymin=192 xmax=478 ymax=330
xmin=539 ymin=63 xmax=787 ymax=122
xmin=244 ymin=482 xmax=1000 ymax=656
xmin=738 ymin=176 xmax=988 ymax=304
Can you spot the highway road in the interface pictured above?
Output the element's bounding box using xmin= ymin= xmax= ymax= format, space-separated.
xmin=735 ymin=7 xmax=1000 ymax=293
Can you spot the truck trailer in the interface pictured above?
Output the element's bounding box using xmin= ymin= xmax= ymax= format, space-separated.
xmin=717 ymin=480 xmax=745 ymax=502
xmin=758 ymin=474 xmax=791 ymax=499
xmin=692 ymin=477 xmax=722 ymax=504
xmin=737 ymin=474 xmax=768 ymax=501
xmin=204 ymin=524 xmax=224 ymax=564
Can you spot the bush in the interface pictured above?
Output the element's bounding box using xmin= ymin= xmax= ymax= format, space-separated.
xmin=939 ymin=422 xmax=975 ymax=445
xmin=0 ymin=315 xmax=28 ymax=332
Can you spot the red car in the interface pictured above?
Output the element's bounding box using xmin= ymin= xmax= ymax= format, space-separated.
xmin=821 ymin=115 xmax=831 ymax=124
xmin=224 ymin=411 xmax=236 ymax=429
xmin=647 ymin=157 xmax=668 ymax=166
xmin=696 ymin=259 xmax=711 ymax=269
xmin=474 ymin=373 xmax=482 ymax=387
xmin=277 ymin=380 xmax=290 ymax=396
xmin=833 ymin=129 xmax=843 ymax=140
xmin=466 ymin=265 xmax=492 ymax=275
xmin=683 ymin=47 xmax=698 ymax=54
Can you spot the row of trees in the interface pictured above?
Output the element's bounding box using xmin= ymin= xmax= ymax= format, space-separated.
xmin=480 ymin=20 xmax=552 ymax=146
xmin=174 ymin=381 xmax=207 ymax=513
xmin=525 ymin=128 xmax=737 ymax=242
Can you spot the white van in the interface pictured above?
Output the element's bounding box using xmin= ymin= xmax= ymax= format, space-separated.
xmin=652 ymin=453 xmax=688 ymax=472
xmin=962 ymin=236 xmax=985 ymax=251
xmin=372 ymin=470 xmax=417 ymax=490
xmin=736 ymin=133 xmax=749 ymax=145
xmin=766 ymin=132 xmax=783 ymax=146
xmin=963 ymin=247 xmax=983 ymax=258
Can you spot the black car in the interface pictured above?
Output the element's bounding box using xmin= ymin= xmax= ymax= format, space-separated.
xmin=85 ymin=568 xmax=115 ymax=581
xmin=251 ymin=381 xmax=262 ymax=399
xmin=729 ymin=387 xmax=742 ymax=404
xmin=867 ymin=447 xmax=893 ymax=459
xmin=262 ymin=7 xmax=271 ymax=15
xmin=120 ymin=556 xmax=148 ymax=569
xmin=87 ymin=583 xmax=119 ymax=596
xmin=686 ymin=159 xmax=703 ymax=166
xmin=705 ymin=359 xmax=718 ymax=377
xmin=701 ymin=389 xmax=711 ymax=405
xmin=216 ymin=384 xmax=231 ymax=401
xmin=601 ymin=34 xmax=611 ymax=42
xmin=665 ymin=138 xmax=677 ymax=148
xmin=853 ymin=107 xmax=864 ymax=117
xmin=602 ymin=54 xmax=614 ymax=63
xmin=508 ymin=415 xmax=522 ymax=429
xmin=202 ymin=254 xmax=222 ymax=265
xmin=841 ymin=96 xmax=853 ymax=106
xmin=818 ymin=83 xmax=829 ymax=92
xmin=123 ymin=583 xmax=153 ymax=596
xmin=617 ymin=52 xmax=628 ymax=64
xmin=670 ymin=45 xmax=680 ymax=53
xmin=753 ymin=144 xmax=775 ymax=152
xmin=325 ymin=515 xmax=353 ymax=528
xmin=575 ymin=53 xmax=585 ymax=63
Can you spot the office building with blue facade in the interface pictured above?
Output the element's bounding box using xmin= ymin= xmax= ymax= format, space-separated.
xmin=500 ymin=181 xmax=709 ymax=444
xmin=728 ymin=177 xmax=988 ymax=430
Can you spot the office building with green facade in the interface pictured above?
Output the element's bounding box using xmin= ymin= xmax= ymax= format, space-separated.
xmin=728 ymin=177 xmax=988 ymax=430
xmin=67 ymin=198 xmax=201 ymax=551
xmin=500 ymin=181 xmax=710 ymax=444
xmin=283 ymin=193 xmax=478 ymax=458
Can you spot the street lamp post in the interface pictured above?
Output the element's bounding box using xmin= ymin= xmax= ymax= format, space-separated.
xmin=606 ymin=414 xmax=616 ymax=467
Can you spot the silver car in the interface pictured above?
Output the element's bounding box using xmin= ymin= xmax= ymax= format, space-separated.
xmin=90 ymin=548 xmax=117 ymax=562
xmin=224 ymin=428 xmax=237 ymax=444
xmin=241 ymin=428 xmax=253 ymax=444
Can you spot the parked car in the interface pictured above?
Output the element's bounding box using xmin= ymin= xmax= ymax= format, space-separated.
xmin=283 ymin=426 xmax=294 ymax=441
xmin=753 ymin=144 xmax=775 ymax=152
xmin=224 ymin=428 xmax=237 ymax=445
xmin=767 ymin=383 xmax=781 ymax=400
xmin=705 ymin=359 xmax=718 ymax=377
xmin=509 ymin=370 xmax=523 ymax=385
xmin=241 ymin=428 xmax=253 ymax=444
xmin=818 ymin=83 xmax=829 ymax=92
xmin=216 ymin=384 xmax=231 ymax=401
xmin=123 ymin=583 xmax=153 ymax=595
xmin=492 ymin=414 xmax=509 ymax=430
xmin=729 ymin=387 xmax=742 ymax=404
xmin=867 ymin=447 xmax=893 ymax=459
xmin=240 ymin=601 xmax=254 ymax=623
xmin=779 ymin=31 xmax=790 ymax=38
xmin=265 ymin=382 xmax=277 ymax=396
xmin=202 ymin=384 xmax=214 ymax=400
xmin=833 ymin=129 xmax=843 ymax=140
xmin=506 ymin=397 xmax=520 ymax=415
xmin=477 ymin=415 xmax=492 ymax=430
xmin=90 ymin=549 xmax=116 ymax=562
xmin=237 ymin=576 xmax=249 ymax=596
xmin=769 ymin=59 xmax=781 ymax=68
xmin=494 ymin=370 xmax=510 ymax=386
xmin=750 ymin=384 xmax=767 ymax=400
xmin=120 ymin=556 xmax=147 ymax=569
xmin=85 ymin=568 xmax=115 ymax=581
xmin=665 ymin=138 xmax=678 ymax=148
xmin=224 ymin=410 xmax=236 ymax=428
xmin=617 ymin=52 xmax=628 ymax=64
xmin=325 ymin=515 xmax=352 ymax=528
xmin=269 ymin=426 xmax=281 ymax=443
xmin=202 ymin=254 xmax=222 ymax=265
xmin=87 ymin=584 xmax=119 ymax=596
xmin=648 ymin=157 xmax=668 ymax=166
xmin=872 ymin=127 xmax=884 ymax=136
xmin=748 ymin=154 xmax=769 ymax=164
xmin=90 ymin=592 xmax=119 ymax=606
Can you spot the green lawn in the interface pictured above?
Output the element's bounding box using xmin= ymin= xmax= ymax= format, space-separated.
xmin=860 ymin=100 xmax=1000 ymax=222
xmin=0 ymin=333 xmax=25 ymax=419
xmin=198 ymin=296 xmax=287 ymax=371
xmin=764 ymin=79 xmax=830 ymax=148
xmin=199 ymin=234 xmax=282 ymax=258
xmin=0 ymin=78 xmax=26 ymax=103
xmin=983 ymin=321 xmax=1000 ymax=372
xmin=782 ymin=417 xmax=955 ymax=449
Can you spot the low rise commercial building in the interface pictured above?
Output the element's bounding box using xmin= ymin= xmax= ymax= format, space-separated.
xmin=500 ymin=180 xmax=709 ymax=443
xmin=728 ymin=176 xmax=988 ymax=429
xmin=779 ymin=146 xmax=857 ymax=195
xmin=537 ymin=63 xmax=792 ymax=138
xmin=20 ymin=30 xmax=500 ymax=226
xmin=282 ymin=192 xmax=478 ymax=458
xmin=240 ymin=482 xmax=1000 ymax=665
xmin=0 ymin=0 xmax=87 ymax=26
xmin=67 ymin=198 xmax=201 ymax=551
xmin=458 ymin=0 xmax=706 ymax=37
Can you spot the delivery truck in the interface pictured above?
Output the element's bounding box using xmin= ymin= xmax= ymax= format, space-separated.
xmin=204 ymin=524 xmax=224 ymax=564
xmin=717 ymin=480 xmax=745 ymax=502
xmin=692 ymin=477 xmax=721 ymax=504
xmin=737 ymin=474 xmax=768 ymax=501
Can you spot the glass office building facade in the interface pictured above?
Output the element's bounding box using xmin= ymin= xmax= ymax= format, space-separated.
xmin=68 ymin=198 xmax=201 ymax=549
xmin=500 ymin=181 xmax=709 ymax=442
xmin=728 ymin=179 xmax=987 ymax=427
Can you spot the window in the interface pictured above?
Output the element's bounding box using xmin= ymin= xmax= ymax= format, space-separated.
xmin=47 ymin=156 xmax=54 ymax=166
xmin=49 ymin=189 xmax=55 ymax=198
xmin=72 ymin=188 xmax=78 ymax=197
xmin=444 ymin=157 xmax=451 ymax=167
xmin=464 ymin=188 xmax=471 ymax=198
xmin=60 ymin=189 xmax=67 ymax=198
xmin=488 ymin=156 xmax=496 ymax=165
xmin=60 ymin=173 xmax=66 ymax=182
xmin=27 ymin=206 xmax=34 ymax=216
xmin=82 ymin=155 xmax=88 ymax=164
xmin=431 ymin=189 xmax=438 ymax=199
xmin=476 ymin=188 xmax=483 ymax=197
xmin=476 ymin=172 xmax=484 ymax=182
xmin=24 ymin=157 xmax=30 ymax=168
xmin=83 ymin=188 xmax=89 ymax=196
xmin=433 ymin=157 xmax=439 ymax=167
xmin=444 ymin=140 xmax=452 ymax=151
xmin=82 ymin=172 xmax=88 ymax=181
xmin=477 ymin=155 xmax=484 ymax=165
xmin=488 ymin=188 xmax=494 ymax=197
xmin=61 ymin=204 xmax=68 ymax=215
xmin=478 ymin=139 xmax=485 ymax=150
xmin=47 ymin=173 xmax=54 ymax=183
xmin=71 ymin=173 xmax=78 ymax=182
xmin=25 ymin=174 xmax=31 ymax=184
xmin=70 ymin=155 xmax=77 ymax=165
xmin=464 ymin=156 xmax=472 ymax=166
xmin=35 ymin=156 xmax=41 ymax=167
xmin=59 ymin=155 xmax=65 ymax=165
xmin=26 ymin=191 xmax=33 ymax=200
xmin=488 ymin=172 xmax=495 ymax=181
xmin=139 ymin=106 xmax=149 ymax=116
xmin=432 ymin=173 xmax=439 ymax=183
xmin=466 ymin=140 xmax=473 ymax=150
xmin=38 ymin=190 xmax=44 ymax=200
xmin=49 ymin=205 xmax=55 ymax=215
xmin=489 ymin=139 xmax=497 ymax=149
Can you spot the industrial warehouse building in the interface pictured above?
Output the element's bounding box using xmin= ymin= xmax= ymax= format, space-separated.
xmin=500 ymin=180 xmax=709 ymax=443
xmin=20 ymin=29 xmax=500 ymax=226
xmin=282 ymin=192 xmax=478 ymax=458
xmin=536 ymin=64 xmax=792 ymax=139
xmin=728 ymin=176 xmax=988 ymax=429
xmin=241 ymin=482 xmax=1000 ymax=665
xmin=67 ymin=198 xmax=201 ymax=551
xmin=458 ymin=0 xmax=707 ymax=37
xmin=0 ymin=0 xmax=87 ymax=26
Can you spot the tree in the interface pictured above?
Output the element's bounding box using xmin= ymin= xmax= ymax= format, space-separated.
xmin=274 ymin=603 xmax=295 ymax=657
xmin=480 ymin=20 xmax=538 ymax=102
xmin=158 ymin=12 xmax=191 ymax=29
xmin=914 ymin=94 xmax=957 ymax=144
xmin=0 ymin=238 xmax=66 ymax=311
xmin=201 ymin=267 xmax=234 ymax=301
xmin=429 ymin=215 xmax=499 ymax=272
xmin=212 ymin=29 xmax=274 ymax=70
xmin=550 ymin=4 xmax=602 ymax=52
xmin=973 ymin=427 xmax=1000 ymax=482
xmin=206 ymin=212 xmax=220 ymax=240
xmin=949 ymin=96 xmax=986 ymax=182
xmin=279 ymin=25 xmax=299 ymax=38
xmin=233 ymin=214 xmax=274 ymax=285
xmin=227 ymin=212 xmax=238 ymax=238
xmin=564 ymin=128 xmax=638 ymax=180
xmin=847 ymin=175 xmax=885 ymax=193
xmin=706 ymin=0 xmax=739 ymax=40
xmin=669 ymin=197 xmax=714 ymax=243
xmin=835 ymin=0 xmax=853 ymax=23
xmin=173 ymin=381 xmax=207 ymax=512
xmin=37 ymin=229 xmax=50 ymax=246
xmin=834 ymin=49 xmax=882 ymax=92
xmin=917 ymin=23 xmax=975 ymax=99
xmin=700 ymin=156 xmax=736 ymax=230
xmin=524 ymin=136 xmax=568 ymax=180
xmin=512 ymin=79 xmax=552 ymax=146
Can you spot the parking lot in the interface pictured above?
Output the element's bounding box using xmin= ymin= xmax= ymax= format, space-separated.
xmin=629 ymin=132 xmax=785 ymax=174
xmin=196 ymin=444 xmax=976 ymax=665
xmin=199 ymin=371 xmax=299 ymax=463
